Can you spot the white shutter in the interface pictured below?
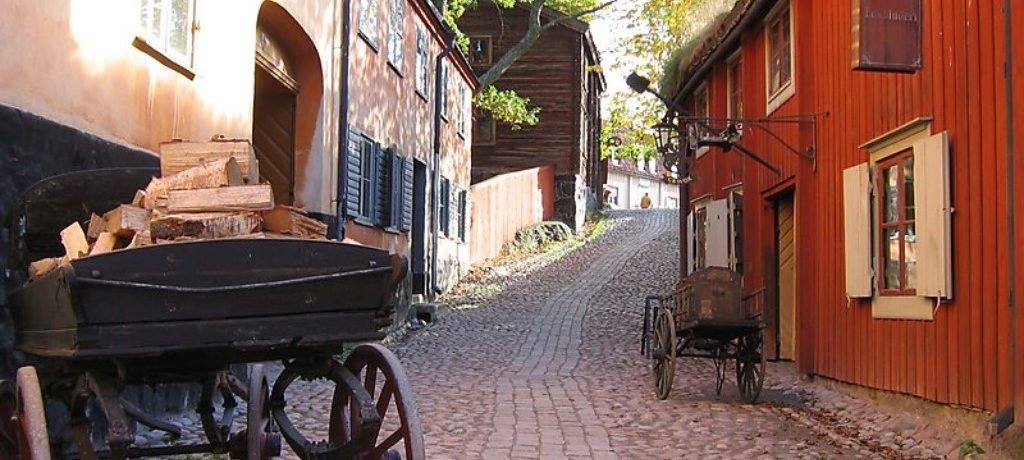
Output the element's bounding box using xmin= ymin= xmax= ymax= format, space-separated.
xmin=843 ymin=162 xmax=873 ymax=297
xmin=706 ymin=199 xmax=730 ymax=267
xmin=686 ymin=212 xmax=695 ymax=276
xmin=914 ymin=131 xmax=952 ymax=299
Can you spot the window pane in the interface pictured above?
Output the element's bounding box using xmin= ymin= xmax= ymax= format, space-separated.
xmin=883 ymin=164 xmax=898 ymax=222
xmin=904 ymin=156 xmax=915 ymax=220
xmin=169 ymin=0 xmax=190 ymax=55
xmin=139 ymin=0 xmax=160 ymax=37
xmin=905 ymin=224 xmax=917 ymax=289
xmin=883 ymin=227 xmax=900 ymax=289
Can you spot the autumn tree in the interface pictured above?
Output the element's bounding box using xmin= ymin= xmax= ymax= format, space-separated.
xmin=600 ymin=0 xmax=736 ymax=161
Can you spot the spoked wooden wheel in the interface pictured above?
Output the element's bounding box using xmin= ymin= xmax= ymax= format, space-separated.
xmin=246 ymin=364 xmax=280 ymax=459
xmin=0 ymin=367 xmax=50 ymax=460
xmin=651 ymin=307 xmax=676 ymax=400
xmin=735 ymin=333 xmax=766 ymax=403
xmin=332 ymin=343 xmax=425 ymax=460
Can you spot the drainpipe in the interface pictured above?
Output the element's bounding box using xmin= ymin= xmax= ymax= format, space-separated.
xmin=431 ymin=34 xmax=456 ymax=295
xmin=334 ymin=0 xmax=353 ymax=240
xmin=1004 ymin=0 xmax=1018 ymax=427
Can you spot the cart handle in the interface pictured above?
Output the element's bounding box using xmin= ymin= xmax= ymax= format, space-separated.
xmin=75 ymin=266 xmax=393 ymax=294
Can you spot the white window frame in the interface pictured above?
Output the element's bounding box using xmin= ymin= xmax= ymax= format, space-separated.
xmin=764 ymin=0 xmax=795 ymax=115
xmin=726 ymin=50 xmax=742 ymax=119
xmin=387 ymin=0 xmax=405 ymax=74
xmin=136 ymin=0 xmax=196 ymax=76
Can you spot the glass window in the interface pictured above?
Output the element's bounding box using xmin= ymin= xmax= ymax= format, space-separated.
xmin=138 ymin=0 xmax=194 ymax=62
xmin=387 ymin=0 xmax=405 ymax=72
xmin=360 ymin=138 xmax=375 ymax=219
xmin=767 ymin=6 xmax=792 ymax=97
xmin=473 ymin=108 xmax=495 ymax=145
xmin=728 ymin=57 xmax=743 ymax=118
xmin=359 ymin=0 xmax=380 ymax=48
xmin=877 ymin=149 xmax=916 ymax=295
xmin=695 ymin=206 xmax=709 ymax=270
xmin=440 ymin=62 xmax=449 ymax=120
xmin=468 ymin=36 xmax=492 ymax=66
xmin=415 ymin=26 xmax=429 ymax=97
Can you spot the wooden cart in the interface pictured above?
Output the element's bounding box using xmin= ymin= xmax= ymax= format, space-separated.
xmin=642 ymin=267 xmax=766 ymax=403
xmin=0 ymin=169 xmax=424 ymax=460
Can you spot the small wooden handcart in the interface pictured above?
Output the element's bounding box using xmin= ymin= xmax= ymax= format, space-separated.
xmin=641 ymin=267 xmax=766 ymax=403
xmin=0 ymin=168 xmax=424 ymax=460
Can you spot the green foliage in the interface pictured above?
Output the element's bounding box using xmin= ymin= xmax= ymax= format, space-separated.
xmin=958 ymin=440 xmax=985 ymax=458
xmin=600 ymin=95 xmax=660 ymax=161
xmin=474 ymin=85 xmax=541 ymax=130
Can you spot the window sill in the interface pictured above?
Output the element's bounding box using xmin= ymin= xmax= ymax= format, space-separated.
xmin=358 ymin=31 xmax=379 ymax=52
xmin=416 ymin=89 xmax=429 ymax=103
xmin=384 ymin=226 xmax=402 ymax=235
xmin=387 ymin=61 xmax=404 ymax=78
xmin=133 ymin=36 xmax=195 ymax=80
xmin=766 ymin=81 xmax=795 ymax=115
xmin=871 ymin=295 xmax=934 ymax=321
xmin=352 ymin=217 xmax=376 ymax=228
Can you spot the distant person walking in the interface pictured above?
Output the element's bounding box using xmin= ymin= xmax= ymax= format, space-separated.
xmin=640 ymin=192 xmax=652 ymax=209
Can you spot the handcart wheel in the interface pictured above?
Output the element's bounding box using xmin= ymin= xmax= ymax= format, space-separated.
xmin=246 ymin=364 xmax=280 ymax=459
xmin=332 ymin=343 xmax=425 ymax=460
xmin=0 ymin=368 xmax=50 ymax=460
xmin=651 ymin=306 xmax=676 ymax=400
xmin=735 ymin=333 xmax=766 ymax=403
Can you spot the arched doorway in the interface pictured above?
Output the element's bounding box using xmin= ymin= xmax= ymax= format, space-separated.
xmin=252 ymin=2 xmax=323 ymax=207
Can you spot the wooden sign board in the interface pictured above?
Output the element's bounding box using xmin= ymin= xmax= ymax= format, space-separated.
xmin=852 ymin=0 xmax=922 ymax=73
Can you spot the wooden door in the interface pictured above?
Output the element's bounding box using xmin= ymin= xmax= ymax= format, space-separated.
xmin=252 ymin=60 xmax=297 ymax=205
xmin=777 ymin=195 xmax=796 ymax=360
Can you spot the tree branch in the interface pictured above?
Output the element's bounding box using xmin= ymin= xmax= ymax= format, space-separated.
xmin=541 ymin=0 xmax=618 ymax=31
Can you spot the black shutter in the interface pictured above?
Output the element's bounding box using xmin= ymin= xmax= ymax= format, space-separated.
xmin=374 ymin=142 xmax=387 ymax=225
xmin=345 ymin=128 xmax=363 ymax=216
xmin=439 ymin=177 xmax=450 ymax=236
xmin=388 ymin=150 xmax=403 ymax=228
xmin=400 ymin=156 xmax=414 ymax=232
xmin=450 ymin=185 xmax=460 ymax=241
xmin=458 ymin=189 xmax=467 ymax=241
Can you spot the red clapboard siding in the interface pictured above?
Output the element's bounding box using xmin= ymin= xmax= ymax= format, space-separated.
xmin=677 ymin=0 xmax=1014 ymax=413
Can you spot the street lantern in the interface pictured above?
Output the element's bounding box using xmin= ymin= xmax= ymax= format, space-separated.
xmin=651 ymin=120 xmax=681 ymax=170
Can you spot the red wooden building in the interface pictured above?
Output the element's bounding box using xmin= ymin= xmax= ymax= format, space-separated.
xmin=668 ymin=0 xmax=1023 ymax=429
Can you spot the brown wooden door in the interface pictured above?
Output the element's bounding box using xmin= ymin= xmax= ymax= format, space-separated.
xmin=253 ymin=61 xmax=296 ymax=205
xmin=777 ymin=195 xmax=796 ymax=360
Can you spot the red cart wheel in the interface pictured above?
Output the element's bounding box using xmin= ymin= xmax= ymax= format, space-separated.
xmin=246 ymin=364 xmax=280 ymax=459
xmin=652 ymin=306 xmax=676 ymax=400
xmin=331 ymin=344 xmax=425 ymax=460
xmin=0 ymin=368 xmax=50 ymax=460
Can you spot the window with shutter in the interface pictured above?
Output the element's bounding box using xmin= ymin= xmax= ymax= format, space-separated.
xmin=372 ymin=142 xmax=388 ymax=224
xmin=439 ymin=177 xmax=450 ymax=236
xmin=387 ymin=149 xmax=403 ymax=229
xmin=450 ymin=185 xmax=461 ymax=241
xmin=458 ymin=189 xmax=468 ymax=241
xmin=729 ymin=189 xmax=744 ymax=274
xmin=857 ymin=119 xmax=947 ymax=320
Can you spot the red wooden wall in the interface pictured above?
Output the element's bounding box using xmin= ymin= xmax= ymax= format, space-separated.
xmin=1010 ymin=0 xmax=1024 ymax=420
xmin=469 ymin=165 xmax=556 ymax=263
xmin=683 ymin=0 xmax=1015 ymax=413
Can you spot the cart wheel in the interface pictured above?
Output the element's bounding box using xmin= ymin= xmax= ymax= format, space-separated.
xmin=332 ymin=343 xmax=425 ymax=460
xmin=713 ymin=348 xmax=727 ymax=396
xmin=735 ymin=333 xmax=765 ymax=403
xmin=651 ymin=306 xmax=676 ymax=400
xmin=246 ymin=364 xmax=280 ymax=459
xmin=0 ymin=368 xmax=50 ymax=460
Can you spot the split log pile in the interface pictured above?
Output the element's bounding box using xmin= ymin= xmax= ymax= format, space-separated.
xmin=29 ymin=140 xmax=328 ymax=280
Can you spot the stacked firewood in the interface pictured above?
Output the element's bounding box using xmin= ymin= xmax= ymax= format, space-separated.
xmin=28 ymin=140 xmax=327 ymax=280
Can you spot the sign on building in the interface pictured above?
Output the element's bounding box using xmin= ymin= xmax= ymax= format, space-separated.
xmin=852 ymin=0 xmax=922 ymax=72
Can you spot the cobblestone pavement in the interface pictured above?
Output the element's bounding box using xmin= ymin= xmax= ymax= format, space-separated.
xmin=138 ymin=209 xmax=968 ymax=459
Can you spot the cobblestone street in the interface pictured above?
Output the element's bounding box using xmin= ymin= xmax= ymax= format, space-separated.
xmin=150 ymin=210 xmax=967 ymax=459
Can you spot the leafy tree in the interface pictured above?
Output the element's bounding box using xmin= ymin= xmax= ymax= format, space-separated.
xmin=600 ymin=0 xmax=736 ymax=160
xmin=446 ymin=0 xmax=617 ymax=129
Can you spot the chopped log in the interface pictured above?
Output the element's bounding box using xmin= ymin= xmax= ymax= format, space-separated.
xmin=28 ymin=258 xmax=62 ymax=279
xmin=166 ymin=184 xmax=274 ymax=213
xmin=261 ymin=206 xmax=328 ymax=239
xmin=131 ymin=190 xmax=146 ymax=207
xmin=60 ymin=222 xmax=90 ymax=261
xmin=89 ymin=232 xmax=118 ymax=256
xmin=150 ymin=212 xmax=261 ymax=240
xmin=103 ymin=205 xmax=150 ymax=237
xmin=143 ymin=158 xmax=245 ymax=209
xmin=86 ymin=213 xmax=106 ymax=240
xmin=159 ymin=140 xmax=260 ymax=184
